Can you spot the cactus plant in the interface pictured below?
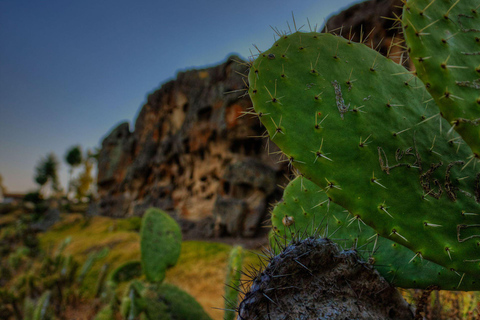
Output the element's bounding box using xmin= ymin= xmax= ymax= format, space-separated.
xmin=403 ymin=0 xmax=480 ymax=157
xmin=108 ymin=208 xmax=212 ymax=320
xmin=108 ymin=260 xmax=142 ymax=284
xmin=224 ymin=245 xmax=244 ymax=320
xmin=248 ymin=30 xmax=480 ymax=276
xmin=142 ymin=283 xmax=212 ymax=320
xmin=140 ymin=208 xmax=182 ymax=283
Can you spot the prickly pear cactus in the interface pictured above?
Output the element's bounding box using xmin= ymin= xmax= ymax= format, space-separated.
xmin=108 ymin=260 xmax=142 ymax=284
xmin=120 ymin=281 xmax=212 ymax=320
xmin=140 ymin=208 xmax=182 ymax=283
xmin=142 ymin=283 xmax=212 ymax=320
xmin=403 ymin=0 xmax=480 ymax=156
xmin=224 ymin=246 xmax=244 ymax=320
xmin=272 ymin=176 xmax=480 ymax=290
xmin=248 ymin=31 xmax=480 ymax=275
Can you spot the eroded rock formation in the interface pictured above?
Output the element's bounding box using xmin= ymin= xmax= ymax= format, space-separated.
xmin=324 ymin=0 xmax=407 ymax=65
xmin=97 ymin=56 xmax=288 ymax=237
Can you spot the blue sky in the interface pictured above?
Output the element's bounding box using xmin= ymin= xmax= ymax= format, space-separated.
xmin=0 ymin=0 xmax=358 ymax=192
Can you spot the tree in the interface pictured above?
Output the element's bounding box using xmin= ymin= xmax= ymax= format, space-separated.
xmin=75 ymin=158 xmax=94 ymax=200
xmin=34 ymin=153 xmax=61 ymax=197
xmin=64 ymin=145 xmax=82 ymax=199
xmin=0 ymin=174 xmax=6 ymax=202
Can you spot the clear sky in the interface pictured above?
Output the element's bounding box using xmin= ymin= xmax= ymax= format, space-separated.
xmin=0 ymin=0 xmax=359 ymax=193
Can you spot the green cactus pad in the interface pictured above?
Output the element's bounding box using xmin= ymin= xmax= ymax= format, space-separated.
xmin=248 ymin=31 xmax=480 ymax=275
xmin=108 ymin=260 xmax=142 ymax=284
xmin=403 ymin=0 xmax=480 ymax=157
xmin=142 ymin=283 xmax=212 ymax=320
xmin=272 ymin=176 xmax=480 ymax=290
xmin=224 ymin=246 xmax=244 ymax=320
xmin=140 ymin=208 xmax=182 ymax=283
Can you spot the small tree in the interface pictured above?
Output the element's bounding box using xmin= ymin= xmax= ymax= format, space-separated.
xmin=75 ymin=158 xmax=94 ymax=200
xmin=34 ymin=153 xmax=61 ymax=198
xmin=64 ymin=146 xmax=82 ymax=199
xmin=0 ymin=174 xmax=6 ymax=202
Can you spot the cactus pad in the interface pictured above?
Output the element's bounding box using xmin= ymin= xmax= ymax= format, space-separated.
xmin=404 ymin=0 xmax=480 ymax=156
xmin=142 ymin=283 xmax=212 ymax=320
xmin=271 ymin=176 xmax=480 ymax=290
xmin=108 ymin=260 xmax=142 ymax=284
xmin=140 ymin=208 xmax=182 ymax=283
xmin=248 ymin=31 xmax=480 ymax=275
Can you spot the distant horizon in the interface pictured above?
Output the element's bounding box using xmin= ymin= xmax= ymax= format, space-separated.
xmin=0 ymin=0 xmax=360 ymax=193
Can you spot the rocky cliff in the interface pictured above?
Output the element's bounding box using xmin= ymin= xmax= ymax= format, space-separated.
xmin=96 ymin=0 xmax=403 ymax=238
xmin=324 ymin=0 xmax=406 ymax=64
xmin=97 ymin=56 xmax=288 ymax=237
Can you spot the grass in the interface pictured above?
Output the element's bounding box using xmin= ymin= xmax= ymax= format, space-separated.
xmin=37 ymin=213 xmax=261 ymax=320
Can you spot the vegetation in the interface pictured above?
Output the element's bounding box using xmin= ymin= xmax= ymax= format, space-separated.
xmin=0 ymin=208 xmax=256 ymax=319
xmin=64 ymin=145 xmax=82 ymax=199
xmin=243 ymin=0 xmax=480 ymax=316
xmin=34 ymin=153 xmax=61 ymax=197
xmin=7 ymin=0 xmax=480 ymax=318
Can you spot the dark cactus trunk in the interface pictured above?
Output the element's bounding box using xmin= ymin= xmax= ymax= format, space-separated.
xmin=238 ymin=238 xmax=414 ymax=320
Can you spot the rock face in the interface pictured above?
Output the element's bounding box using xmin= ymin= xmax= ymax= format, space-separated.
xmin=324 ymin=0 xmax=407 ymax=65
xmin=97 ymin=56 xmax=287 ymax=237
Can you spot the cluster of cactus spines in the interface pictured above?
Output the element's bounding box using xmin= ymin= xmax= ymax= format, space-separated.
xmin=140 ymin=207 xmax=182 ymax=283
xmin=224 ymin=245 xmax=244 ymax=320
xmin=271 ymin=176 xmax=480 ymax=290
xmin=248 ymin=30 xmax=480 ymax=276
xmin=403 ymin=0 xmax=480 ymax=157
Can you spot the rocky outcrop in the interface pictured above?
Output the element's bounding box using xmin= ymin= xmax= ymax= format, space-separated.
xmin=324 ymin=0 xmax=407 ymax=65
xmin=97 ymin=56 xmax=288 ymax=237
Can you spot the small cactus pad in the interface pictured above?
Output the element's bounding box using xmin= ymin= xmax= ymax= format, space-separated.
xmin=108 ymin=260 xmax=142 ymax=284
xmin=248 ymin=31 xmax=480 ymax=275
xmin=224 ymin=246 xmax=244 ymax=320
xmin=271 ymin=176 xmax=480 ymax=290
xmin=142 ymin=283 xmax=212 ymax=320
xmin=140 ymin=208 xmax=182 ymax=283
xmin=404 ymin=0 xmax=480 ymax=156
